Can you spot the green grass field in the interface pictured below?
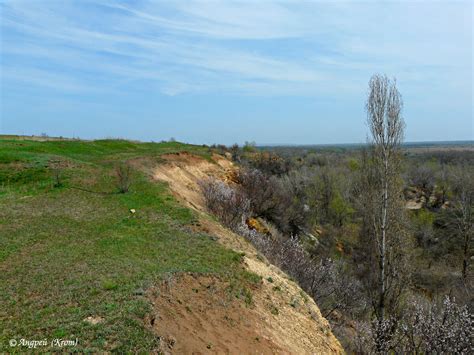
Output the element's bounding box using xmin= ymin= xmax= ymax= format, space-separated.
xmin=0 ymin=138 xmax=256 ymax=352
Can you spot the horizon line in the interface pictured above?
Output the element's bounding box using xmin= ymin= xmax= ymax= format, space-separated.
xmin=1 ymin=134 xmax=473 ymax=148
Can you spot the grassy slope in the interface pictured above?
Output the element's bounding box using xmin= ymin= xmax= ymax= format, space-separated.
xmin=0 ymin=138 xmax=256 ymax=352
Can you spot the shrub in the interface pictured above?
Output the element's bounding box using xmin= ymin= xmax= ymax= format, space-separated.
xmin=400 ymin=296 xmax=473 ymax=353
xmin=49 ymin=159 xmax=64 ymax=188
xmin=230 ymin=143 xmax=241 ymax=162
xmin=199 ymin=178 xmax=250 ymax=228
xmin=354 ymin=296 xmax=473 ymax=354
xmin=411 ymin=209 xmax=436 ymax=249
xmin=200 ymin=176 xmax=364 ymax=339
xmin=246 ymin=152 xmax=289 ymax=176
xmin=242 ymin=141 xmax=257 ymax=153
xmin=406 ymin=163 xmax=436 ymax=196
xmin=235 ymin=222 xmax=364 ymax=321
xmin=328 ymin=192 xmax=354 ymax=227
xmin=271 ymin=170 xmax=312 ymax=235
xmin=236 ymin=168 xmax=277 ymax=219
xmin=115 ymin=163 xmax=132 ymax=193
xmin=305 ymin=153 xmax=327 ymax=167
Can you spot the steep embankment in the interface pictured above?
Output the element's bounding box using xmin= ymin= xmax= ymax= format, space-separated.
xmin=151 ymin=152 xmax=342 ymax=354
xmin=1 ymin=139 xmax=263 ymax=352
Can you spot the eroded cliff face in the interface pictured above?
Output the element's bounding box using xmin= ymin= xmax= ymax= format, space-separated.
xmin=144 ymin=152 xmax=343 ymax=354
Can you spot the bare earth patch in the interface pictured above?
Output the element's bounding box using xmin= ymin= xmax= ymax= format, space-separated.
xmin=83 ymin=316 xmax=104 ymax=325
xmin=147 ymin=274 xmax=282 ymax=354
xmin=152 ymin=152 xmax=235 ymax=211
xmin=150 ymin=153 xmax=343 ymax=353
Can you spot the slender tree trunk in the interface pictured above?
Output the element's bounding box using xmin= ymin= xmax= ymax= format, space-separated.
xmin=378 ymin=151 xmax=389 ymax=320
xmin=462 ymin=229 xmax=469 ymax=281
xmin=453 ymin=172 xmax=473 ymax=283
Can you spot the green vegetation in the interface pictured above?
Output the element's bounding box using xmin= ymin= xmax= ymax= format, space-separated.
xmin=268 ymin=304 xmax=279 ymax=316
xmin=208 ymin=139 xmax=473 ymax=352
xmin=0 ymin=138 xmax=255 ymax=352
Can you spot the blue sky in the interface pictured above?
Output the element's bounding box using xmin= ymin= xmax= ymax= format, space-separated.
xmin=1 ymin=0 xmax=472 ymax=144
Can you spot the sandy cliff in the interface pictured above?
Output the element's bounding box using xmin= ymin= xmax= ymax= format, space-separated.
xmin=146 ymin=152 xmax=343 ymax=354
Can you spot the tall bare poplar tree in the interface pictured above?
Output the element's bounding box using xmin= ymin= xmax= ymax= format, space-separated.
xmin=356 ymin=74 xmax=409 ymax=323
xmin=450 ymin=166 xmax=473 ymax=282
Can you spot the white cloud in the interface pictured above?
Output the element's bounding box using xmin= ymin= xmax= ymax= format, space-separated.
xmin=1 ymin=0 xmax=471 ymax=97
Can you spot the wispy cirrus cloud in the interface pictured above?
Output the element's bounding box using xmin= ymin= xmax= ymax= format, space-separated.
xmin=0 ymin=0 xmax=471 ymax=98
xmin=1 ymin=0 xmax=334 ymax=96
xmin=1 ymin=0 xmax=471 ymax=143
xmin=104 ymin=1 xmax=321 ymax=40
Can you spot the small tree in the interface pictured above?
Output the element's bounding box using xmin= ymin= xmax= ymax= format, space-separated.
xmin=435 ymin=163 xmax=451 ymax=205
xmin=199 ymin=178 xmax=250 ymax=228
xmin=230 ymin=143 xmax=241 ymax=162
xmin=407 ymin=163 xmax=435 ymax=197
xmin=236 ymin=168 xmax=277 ymax=219
xmin=49 ymin=159 xmax=64 ymax=188
xmin=115 ymin=163 xmax=132 ymax=193
xmin=317 ymin=167 xmax=334 ymax=224
xmin=328 ymin=192 xmax=354 ymax=227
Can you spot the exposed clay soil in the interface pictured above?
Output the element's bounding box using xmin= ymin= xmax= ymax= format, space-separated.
xmin=147 ymin=274 xmax=283 ymax=354
xmin=152 ymin=152 xmax=234 ymax=211
xmin=147 ymin=153 xmax=343 ymax=354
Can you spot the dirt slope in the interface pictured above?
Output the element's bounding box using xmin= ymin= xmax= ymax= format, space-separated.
xmin=150 ymin=152 xmax=343 ymax=354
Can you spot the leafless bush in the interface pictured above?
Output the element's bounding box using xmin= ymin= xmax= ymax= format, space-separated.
xmin=407 ymin=164 xmax=435 ymax=195
xmin=200 ymin=177 xmax=364 ymax=337
xmin=49 ymin=159 xmax=64 ymax=188
xmin=400 ymin=296 xmax=473 ymax=354
xmin=199 ymin=178 xmax=250 ymax=228
xmin=273 ymin=171 xmax=312 ymax=234
xmin=52 ymin=168 xmax=63 ymax=187
xmin=235 ymin=222 xmax=364 ymax=321
xmin=236 ymin=168 xmax=277 ymax=218
xmin=245 ymin=151 xmax=289 ymax=176
xmin=353 ymin=321 xmax=373 ymax=353
xmin=115 ymin=163 xmax=132 ymax=193
xmin=312 ymin=259 xmax=366 ymax=319
xmin=234 ymin=167 xmax=315 ymax=235
xmin=230 ymin=143 xmax=241 ymax=162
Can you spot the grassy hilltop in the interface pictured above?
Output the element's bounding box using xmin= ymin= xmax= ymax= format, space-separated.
xmin=0 ymin=138 xmax=257 ymax=352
